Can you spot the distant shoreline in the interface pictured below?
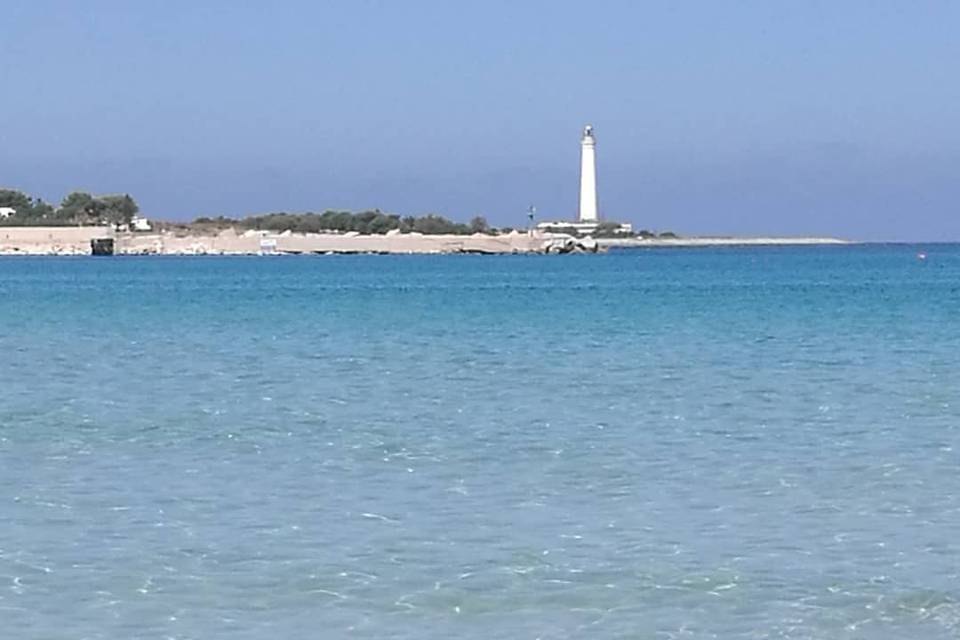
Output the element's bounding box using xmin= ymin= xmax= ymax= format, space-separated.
xmin=0 ymin=226 xmax=851 ymax=256
xmin=598 ymin=236 xmax=851 ymax=248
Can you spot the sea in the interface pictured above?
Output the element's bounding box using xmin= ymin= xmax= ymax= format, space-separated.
xmin=2 ymin=245 xmax=960 ymax=639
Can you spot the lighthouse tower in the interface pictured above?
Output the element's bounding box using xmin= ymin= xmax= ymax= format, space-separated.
xmin=578 ymin=125 xmax=598 ymax=222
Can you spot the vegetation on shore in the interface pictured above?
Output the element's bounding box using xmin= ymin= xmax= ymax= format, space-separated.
xmin=191 ymin=211 xmax=494 ymax=236
xmin=191 ymin=213 xmax=678 ymax=238
xmin=0 ymin=188 xmax=139 ymax=227
xmin=2 ymin=186 xmax=680 ymax=238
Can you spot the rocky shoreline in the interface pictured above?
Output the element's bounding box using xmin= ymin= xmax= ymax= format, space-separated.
xmin=0 ymin=226 xmax=850 ymax=256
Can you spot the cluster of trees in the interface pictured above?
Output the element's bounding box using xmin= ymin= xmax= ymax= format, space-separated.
xmin=592 ymin=222 xmax=678 ymax=239
xmin=190 ymin=211 xmax=676 ymax=238
xmin=0 ymin=189 xmax=55 ymax=221
xmin=0 ymin=188 xmax=139 ymax=227
xmin=194 ymin=211 xmax=494 ymax=236
xmin=1 ymin=187 xmax=670 ymax=240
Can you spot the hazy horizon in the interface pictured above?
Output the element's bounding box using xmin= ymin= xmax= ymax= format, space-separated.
xmin=3 ymin=1 xmax=959 ymax=241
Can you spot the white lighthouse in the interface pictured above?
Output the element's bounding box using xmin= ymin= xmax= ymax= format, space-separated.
xmin=578 ymin=124 xmax=598 ymax=222
xmin=534 ymin=124 xmax=630 ymax=236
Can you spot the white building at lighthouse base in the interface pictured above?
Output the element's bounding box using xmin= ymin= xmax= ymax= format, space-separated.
xmin=535 ymin=220 xmax=632 ymax=236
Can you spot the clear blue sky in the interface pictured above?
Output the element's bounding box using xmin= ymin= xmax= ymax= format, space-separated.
xmin=2 ymin=0 xmax=958 ymax=240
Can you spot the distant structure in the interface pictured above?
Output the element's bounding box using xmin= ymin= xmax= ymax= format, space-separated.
xmin=114 ymin=216 xmax=153 ymax=232
xmin=130 ymin=216 xmax=152 ymax=232
xmin=578 ymin=125 xmax=598 ymax=223
xmin=536 ymin=124 xmax=632 ymax=236
xmin=0 ymin=207 xmax=15 ymax=219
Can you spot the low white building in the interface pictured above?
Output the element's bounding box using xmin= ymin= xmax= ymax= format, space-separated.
xmin=535 ymin=220 xmax=633 ymax=236
xmin=536 ymin=220 xmax=599 ymax=235
xmin=130 ymin=216 xmax=152 ymax=231
xmin=0 ymin=207 xmax=16 ymax=218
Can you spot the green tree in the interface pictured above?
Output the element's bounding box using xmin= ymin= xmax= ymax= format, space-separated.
xmin=59 ymin=192 xmax=98 ymax=223
xmin=413 ymin=214 xmax=470 ymax=235
xmin=469 ymin=216 xmax=490 ymax=234
xmin=353 ymin=210 xmax=379 ymax=233
xmin=368 ymin=213 xmax=401 ymax=234
xmin=399 ymin=216 xmax=417 ymax=233
xmin=99 ymin=194 xmax=139 ymax=227
xmin=0 ymin=190 xmax=59 ymax=223
xmin=0 ymin=189 xmax=32 ymax=211
xmin=31 ymin=199 xmax=55 ymax=219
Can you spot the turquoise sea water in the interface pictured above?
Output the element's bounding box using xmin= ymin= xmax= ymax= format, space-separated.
xmin=2 ymin=246 xmax=960 ymax=639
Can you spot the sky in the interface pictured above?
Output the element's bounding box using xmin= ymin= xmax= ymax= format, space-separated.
xmin=2 ymin=0 xmax=959 ymax=240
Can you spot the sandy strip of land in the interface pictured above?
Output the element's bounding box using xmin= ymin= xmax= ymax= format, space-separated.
xmin=117 ymin=229 xmax=546 ymax=255
xmin=0 ymin=227 xmax=545 ymax=255
xmin=0 ymin=226 xmax=850 ymax=256
xmin=598 ymin=236 xmax=851 ymax=248
xmin=0 ymin=226 xmax=113 ymax=255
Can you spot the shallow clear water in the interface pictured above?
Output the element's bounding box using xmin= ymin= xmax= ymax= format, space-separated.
xmin=2 ymin=246 xmax=960 ymax=639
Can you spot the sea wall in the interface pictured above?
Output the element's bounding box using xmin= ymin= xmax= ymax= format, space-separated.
xmin=115 ymin=230 xmax=545 ymax=255
xmin=0 ymin=226 xmax=113 ymax=255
